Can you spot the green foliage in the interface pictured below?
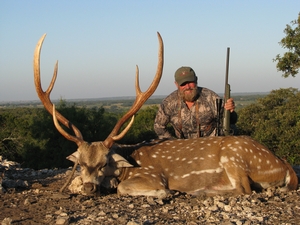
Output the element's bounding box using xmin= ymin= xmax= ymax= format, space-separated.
xmin=237 ymin=88 xmax=300 ymax=165
xmin=120 ymin=106 xmax=158 ymax=144
xmin=0 ymin=108 xmax=45 ymax=164
xmin=274 ymin=13 xmax=300 ymax=77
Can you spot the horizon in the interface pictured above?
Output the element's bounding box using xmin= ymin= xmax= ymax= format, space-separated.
xmin=0 ymin=91 xmax=272 ymax=104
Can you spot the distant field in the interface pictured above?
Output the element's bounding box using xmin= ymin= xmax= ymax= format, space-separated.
xmin=0 ymin=93 xmax=268 ymax=113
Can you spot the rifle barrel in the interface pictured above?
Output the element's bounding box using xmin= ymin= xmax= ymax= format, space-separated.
xmin=223 ymin=47 xmax=231 ymax=136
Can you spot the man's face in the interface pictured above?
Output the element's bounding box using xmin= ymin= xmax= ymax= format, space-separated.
xmin=177 ymin=81 xmax=198 ymax=102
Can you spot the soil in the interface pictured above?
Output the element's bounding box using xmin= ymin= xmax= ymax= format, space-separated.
xmin=1 ymin=161 xmax=300 ymax=225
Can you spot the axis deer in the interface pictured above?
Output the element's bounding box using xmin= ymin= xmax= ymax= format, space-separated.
xmin=34 ymin=34 xmax=298 ymax=198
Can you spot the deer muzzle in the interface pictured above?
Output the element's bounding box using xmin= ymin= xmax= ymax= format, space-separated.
xmin=83 ymin=182 xmax=97 ymax=195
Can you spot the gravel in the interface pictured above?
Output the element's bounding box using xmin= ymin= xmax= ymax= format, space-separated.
xmin=1 ymin=156 xmax=300 ymax=225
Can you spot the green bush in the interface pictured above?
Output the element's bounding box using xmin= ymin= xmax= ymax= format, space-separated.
xmin=237 ymin=88 xmax=300 ymax=165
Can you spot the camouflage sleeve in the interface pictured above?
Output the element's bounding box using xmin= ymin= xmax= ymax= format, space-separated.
xmin=154 ymin=103 xmax=173 ymax=139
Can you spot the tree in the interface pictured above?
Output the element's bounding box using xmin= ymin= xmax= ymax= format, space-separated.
xmin=237 ymin=88 xmax=300 ymax=164
xmin=274 ymin=13 xmax=300 ymax=77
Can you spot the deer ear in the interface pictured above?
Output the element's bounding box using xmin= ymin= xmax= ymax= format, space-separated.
xmin=110 ymin=153 xmax=133 ymax=168
xmin=66 ymin=151 xmax=80 ymax=164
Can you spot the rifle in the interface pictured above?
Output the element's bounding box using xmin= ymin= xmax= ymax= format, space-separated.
xmin=223 ymin=47 xmax=231 ymax=136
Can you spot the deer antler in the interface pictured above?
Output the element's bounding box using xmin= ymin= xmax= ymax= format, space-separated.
xmin=34 ymin=32 xmax=163 ymax=149
xmin=33 ymin=34 xmax=84 ymax=146
xmin=103 ymin=32 xmax=164 ymax=148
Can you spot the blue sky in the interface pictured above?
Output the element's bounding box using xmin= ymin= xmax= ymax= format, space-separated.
xmin=1 ymin=1 xmax=300 ymax=102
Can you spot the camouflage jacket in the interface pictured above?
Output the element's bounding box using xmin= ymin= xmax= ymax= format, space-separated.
xmin=154 ymin=87 xmax=237 ymax=139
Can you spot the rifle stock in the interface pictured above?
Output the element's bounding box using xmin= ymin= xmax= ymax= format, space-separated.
xmin=223 ymin=47 xmax=231 ymax=136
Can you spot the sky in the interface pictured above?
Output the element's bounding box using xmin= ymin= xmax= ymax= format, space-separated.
xmin=1 ymin=1 xmax=300 ymax=102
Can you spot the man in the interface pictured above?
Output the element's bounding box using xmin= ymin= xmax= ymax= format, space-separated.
xmin=154 ymin=66 xmax=237 ymax=139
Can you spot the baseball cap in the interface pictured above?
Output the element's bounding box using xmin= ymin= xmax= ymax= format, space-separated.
xmin=174 ymin=66 xmax=197 ymax=85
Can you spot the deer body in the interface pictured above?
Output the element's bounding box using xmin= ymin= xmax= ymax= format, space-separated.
xmin=100 ymin=136 xmax=298 ymax=197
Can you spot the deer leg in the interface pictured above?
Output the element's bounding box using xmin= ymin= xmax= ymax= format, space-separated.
xmin=224 ymin=167 xmax=252 ymax=195
xmin=117 ymin=177 xmax=170 ymax=198
xmin=239 ymin=175 xmax=252 ymax=194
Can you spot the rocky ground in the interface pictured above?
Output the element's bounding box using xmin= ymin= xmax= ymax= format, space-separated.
xmin=1 ymin=157 xmax=300 ymax=225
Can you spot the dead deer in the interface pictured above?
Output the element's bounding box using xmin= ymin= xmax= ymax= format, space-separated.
xmin=34 ymin=34 xmax=298 ymax=198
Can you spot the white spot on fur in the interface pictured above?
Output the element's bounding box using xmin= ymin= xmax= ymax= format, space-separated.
xmin=152 ymin=154 xmax=157 ymax=158
xmin=139 ymin=152 xmax=143 ymax=156
xmin=136 ymin=160 xmax=141 ymax=165
xmin=190 ymin=168 xmax=223 ymax=175
xmin=220 ymin=156 xmax=229 ymax=163
xmin=182 ymin=158 xmax=186 ymax=161
xmin=182 ymin=173 xmax=191 ymax=178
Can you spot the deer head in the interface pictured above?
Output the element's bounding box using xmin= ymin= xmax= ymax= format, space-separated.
xmin=33 ymin=33 xmax=163 ymax=195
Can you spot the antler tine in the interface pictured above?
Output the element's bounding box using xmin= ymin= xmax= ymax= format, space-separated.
xmin=52 ymin=105 xmax=82 ymax=145
xmin=103 ymin=32 xmax=164 ymax=149
xmin=33 ymin=34 xmax=84 ymax=144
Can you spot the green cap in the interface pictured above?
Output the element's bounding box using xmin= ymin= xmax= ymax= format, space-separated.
xmin=174 ymin=66 xmax=197 ymax=85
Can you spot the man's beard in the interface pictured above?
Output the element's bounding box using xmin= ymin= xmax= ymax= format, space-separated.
xmin=179 ymin=87 xmax=198 ymax=102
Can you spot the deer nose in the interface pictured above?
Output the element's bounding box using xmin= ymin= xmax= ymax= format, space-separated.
xmin=83 ymin=182 xmax=97 ymax=194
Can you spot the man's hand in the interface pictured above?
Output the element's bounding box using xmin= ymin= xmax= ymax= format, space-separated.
xmin=224 ymin=98 xmax=235 ymax=113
